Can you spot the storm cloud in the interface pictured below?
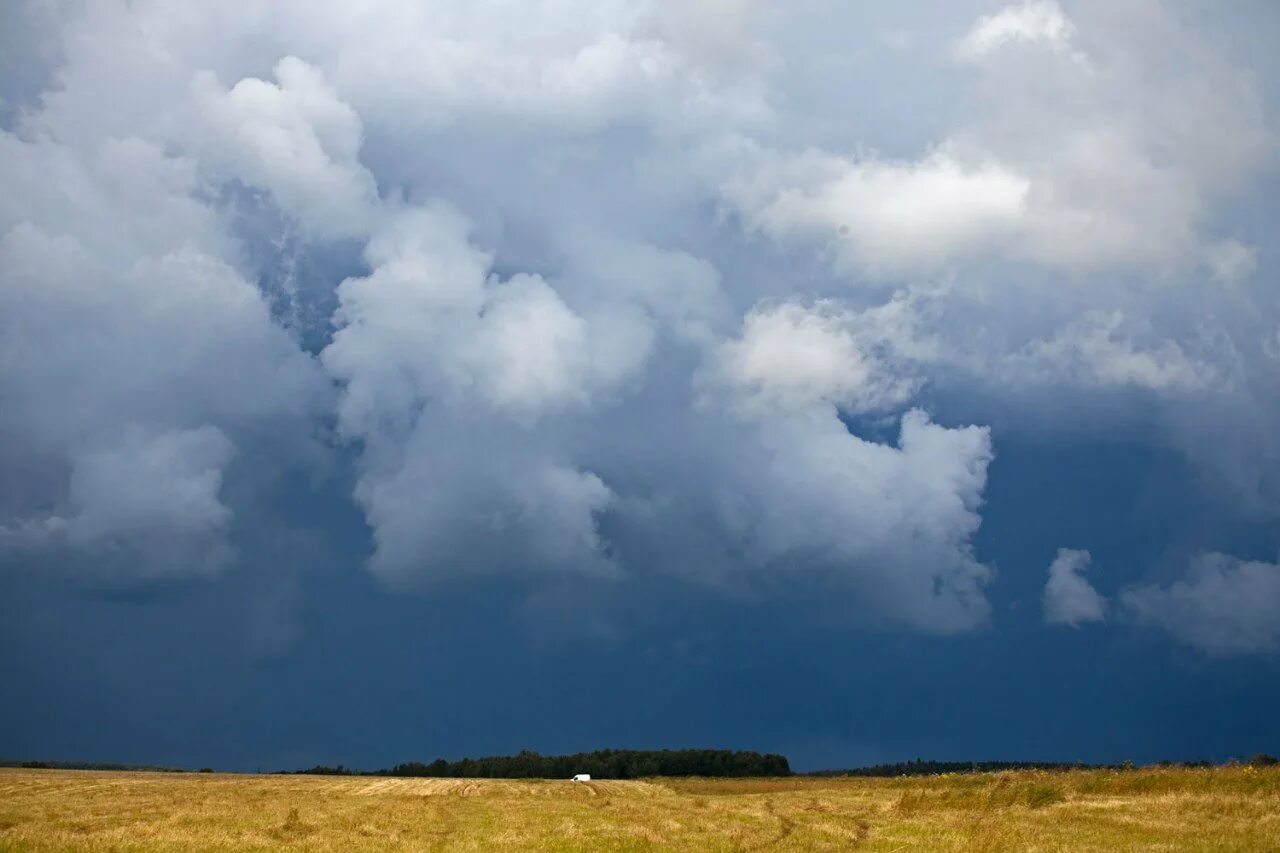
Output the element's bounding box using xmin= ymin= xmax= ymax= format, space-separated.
xmin=2 ymin=2 xmax=1279 ymax=761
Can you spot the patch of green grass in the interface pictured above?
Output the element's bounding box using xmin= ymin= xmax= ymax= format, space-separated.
xmin=1023 ymin=784 xmax=1064 ymax=808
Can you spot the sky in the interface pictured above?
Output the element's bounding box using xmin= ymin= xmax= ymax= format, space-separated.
xmin=1 ymin=0 xmax=1278 ymax=772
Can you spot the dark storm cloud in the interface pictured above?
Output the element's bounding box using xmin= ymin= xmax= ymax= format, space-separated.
xmin=2 ymin=0 xmax=1280 ymax=769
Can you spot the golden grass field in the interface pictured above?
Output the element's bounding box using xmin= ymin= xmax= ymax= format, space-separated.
xmin=1 ymin=765 xmax=1277 ymax=851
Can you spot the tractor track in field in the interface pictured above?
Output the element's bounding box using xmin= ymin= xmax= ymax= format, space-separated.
xmin=735 ymin=797 xmax=797 ymax=851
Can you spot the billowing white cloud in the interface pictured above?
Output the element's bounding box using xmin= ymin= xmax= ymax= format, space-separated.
xmin=724 ymin=147 xmax=1029 ymax=276
xmin=725 ymin=407 xmax=995 ymax=632
xmin=465 ymin=275 xmax=594 ymax=416
xmin=318 ymin=192 xmax=995 ymax=623
xmin=191 ymin=57 xmax=378 ymax=239
xmin=955 ymin=1 xmax=1082 ymax=63
xmin=321 ymin=204 xmax=632 ymax=582
xmin=0 ymin=0 xmax=1276 ymax=639
xmin=1123 ymin=553 xmax=1280 ymax=656
xmin=323 ymin=204 xmax=647 ymax=432
xmin=322 ymin=203 xmax=491 ymax=442
xmin=715 ymin=300 xmax=915 ymax=413
xmin=1044 ymin=548 xmax=1107 ymax=627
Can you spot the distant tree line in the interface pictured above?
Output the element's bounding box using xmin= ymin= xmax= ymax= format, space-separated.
xmin=292 ymin=749 xmax=792 ymax=779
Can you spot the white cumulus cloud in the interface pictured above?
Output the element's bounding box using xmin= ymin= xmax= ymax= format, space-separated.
xmin=725 ymin=147 xmax=1029 ymax=276
xmin=1044 ymin=548 xmax=1108 ymax=627
xmin=0 ymin=0 xmax=1276 ymax=638
xmin=716 ymin=300 xmax=916 ymax=413
xmin=955 ymin=0 xmax=1082 ymax=63
xmin=191 ymin=56 xmax=379 ymax=239
xmin=1123 ymin=553 xmax=1280 ymax=656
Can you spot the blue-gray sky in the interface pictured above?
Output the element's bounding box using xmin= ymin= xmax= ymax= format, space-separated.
xmin=1 ymin=0 xmax=1278 ymax=771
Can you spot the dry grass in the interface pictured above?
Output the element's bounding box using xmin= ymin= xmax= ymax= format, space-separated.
xmin=1 ymin=765 xmax=1277 ymax=851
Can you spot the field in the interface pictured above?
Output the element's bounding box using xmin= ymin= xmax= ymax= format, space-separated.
xmin=1 ymin=765 xmax=1278 ymax=851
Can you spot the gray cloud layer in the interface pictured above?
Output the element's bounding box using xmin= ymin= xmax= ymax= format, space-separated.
xmin=1 ymin=1 xmax=1277 ymax=645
